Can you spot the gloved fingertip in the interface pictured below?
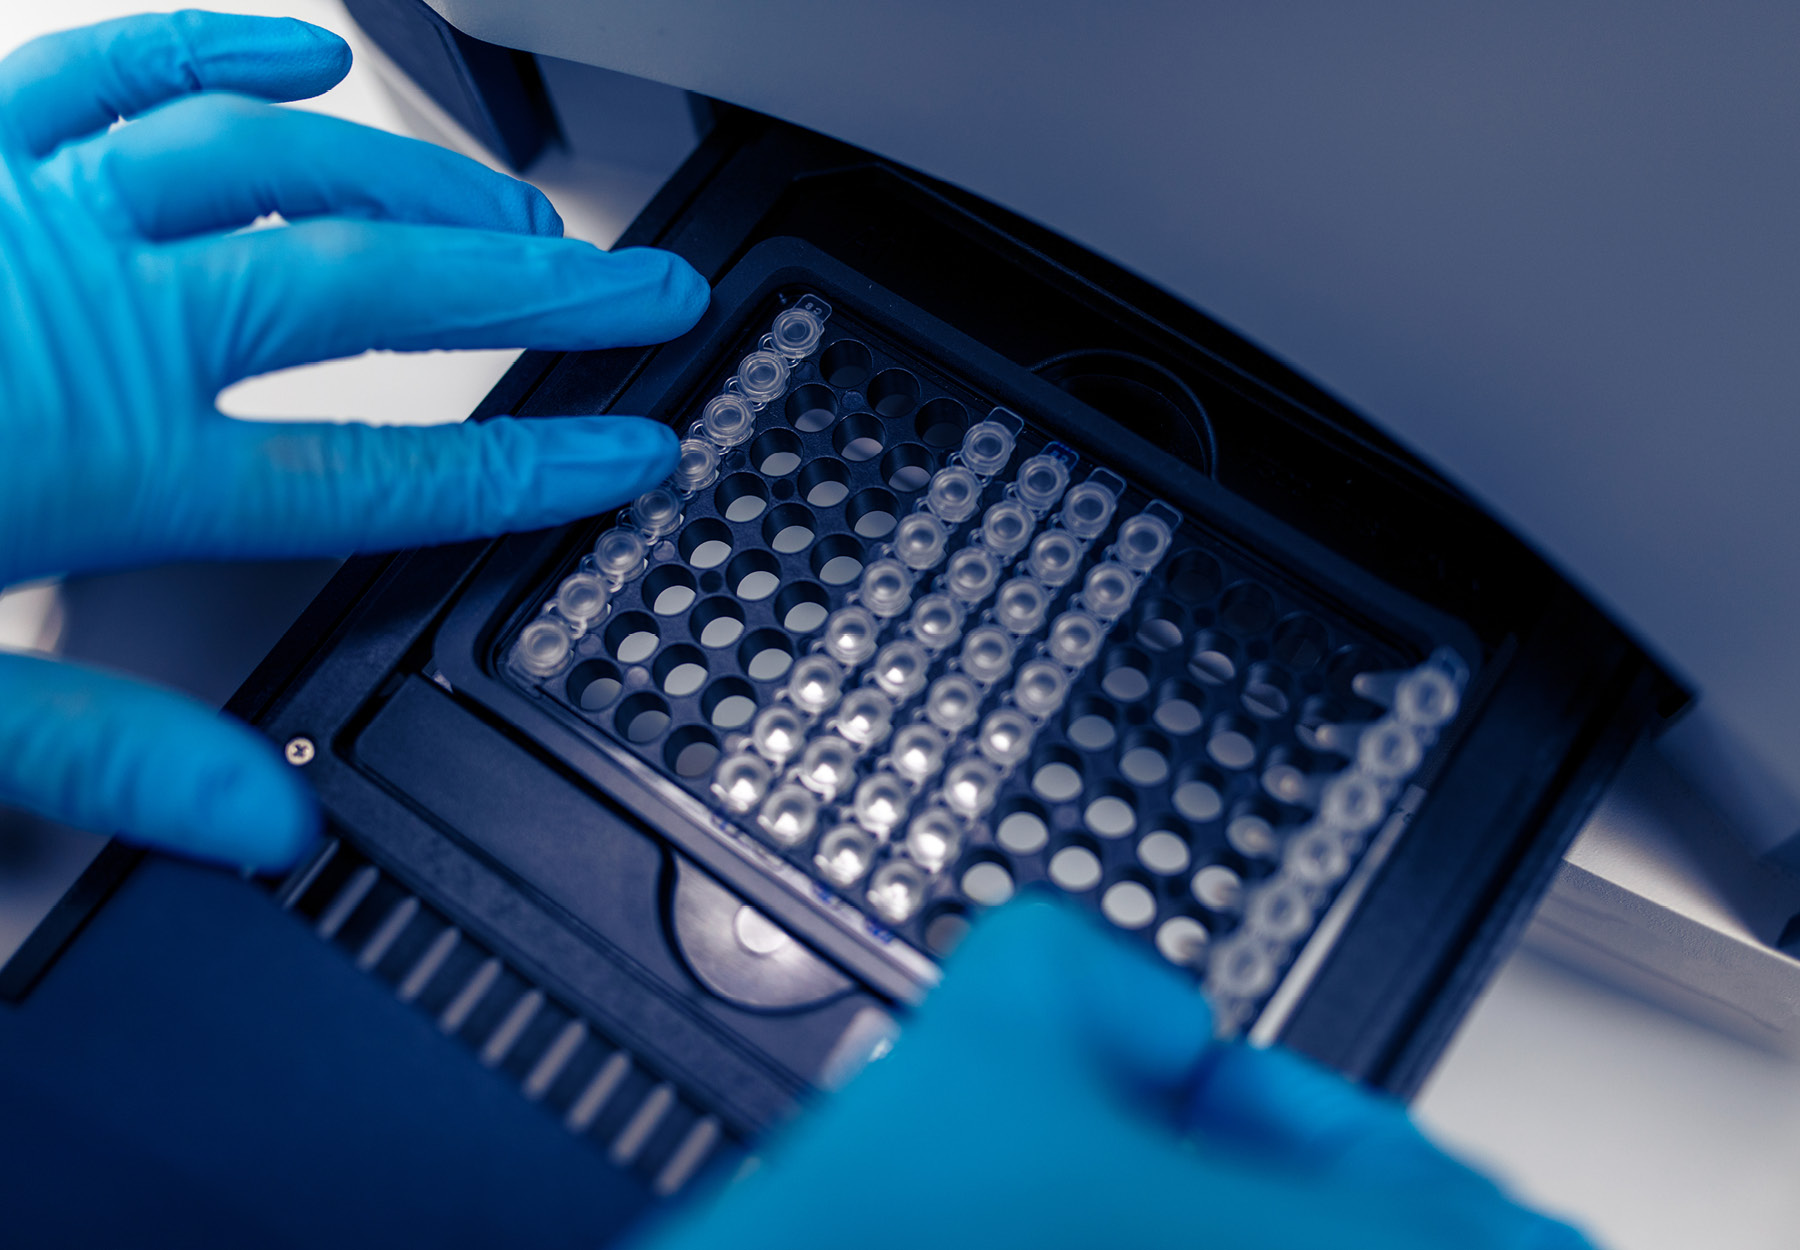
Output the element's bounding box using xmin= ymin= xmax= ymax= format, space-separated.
xmin=272 ymin=17 xmax=354 ymax=89
xmin=514 ymin=416 xmax=680 ymax=523
xmin=204 ymin=747 xmax=323 ymax=873
xmin=593 ymin=246 xmax=711 ymax=341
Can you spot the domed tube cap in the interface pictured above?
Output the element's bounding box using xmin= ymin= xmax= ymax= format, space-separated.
xmin=960 ymin=420 xmax=1016 ymax=477
xmin=823 ymin=606 xmax=881 ymax=666
xmin=1014 ymin=453 xmax=1071 ymax=513
xmin=701 ymin=394 xmax=756 ymax=447
xmin=770 ymin=306 xmax=826 ymax=360
xmin=593 ymin=527 xmax=649 ymax=583
xmin=735 ymin=349 xmax=790 ymax=407
xmin=712 ymin=753 xmax=773 ymax=814
xmin=553 ymin=573 xmax=610 ymax=636
xmin=860 ymin=558 xmax=914 ymax=618
xmin=631 ymin=487 xmax=684 ymax=540
xmin=927 ymin=465 xmax=983 ymax=524
xmin=515 ymin=617 xmax=573 ymax=677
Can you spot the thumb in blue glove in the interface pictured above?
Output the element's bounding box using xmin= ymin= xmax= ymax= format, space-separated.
xmin=0 ymin=11 xmax=710 ymax=869
xmin=631 ymin=898 xmax=1594 ymax=1250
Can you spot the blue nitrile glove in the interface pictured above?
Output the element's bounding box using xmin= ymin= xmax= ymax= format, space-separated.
xmin=0 ymin=12 xmax=708 ymax=869
xmin=634 ymin=898 xmax=1593 ymax=1250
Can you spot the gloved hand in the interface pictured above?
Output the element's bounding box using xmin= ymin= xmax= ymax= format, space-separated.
xmin=634 ymin=898 xmax=1593 ymax=1250
xmin=0 ymin=12 xmax=709 ymax=869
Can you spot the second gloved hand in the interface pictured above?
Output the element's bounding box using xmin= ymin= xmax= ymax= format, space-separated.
xmin=632 ymin=899 xmax=1592 ymax=1250
xmin=0 ymin=11 xmax=710 ymax=868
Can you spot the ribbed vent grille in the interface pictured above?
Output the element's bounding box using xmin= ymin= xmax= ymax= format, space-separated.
xmin=278 ymin=838 xmax=728 ymax=1197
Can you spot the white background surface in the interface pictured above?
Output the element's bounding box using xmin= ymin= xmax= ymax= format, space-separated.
xmin=3 ymin=6 xmax=1800 ymax=1249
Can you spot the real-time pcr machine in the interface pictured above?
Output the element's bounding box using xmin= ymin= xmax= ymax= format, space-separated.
xmin=4 ymin=4 xmax=1797 ymax=1246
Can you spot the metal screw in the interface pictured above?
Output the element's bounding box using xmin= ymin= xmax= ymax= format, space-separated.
xmin=284 ymin=736 xmax=316 ymax=766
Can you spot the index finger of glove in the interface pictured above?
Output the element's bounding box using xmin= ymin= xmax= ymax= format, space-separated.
xmin=0 ymin=11 xmax=350 ymax=159
xmin=0 ymin=651 xmax=318 ymax=871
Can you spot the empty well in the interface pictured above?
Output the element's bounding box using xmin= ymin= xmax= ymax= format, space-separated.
xmin=617 ymin=691 xmax=671 ymax=744
xmin=739 ymin=629 xmax=795 ymax=682
xmin=1171 ymin=762 xmax=1225 ymax=822
xmin=832 ymin=412 xmax=886 ymax=462
xmin=1031 ymin=746 xmax=1085 ymax=804
xmin=880 ymin=443 xmax=935 ymax=493
xmin=1048 ymin=842 xmax=1103 ymax=892
xmin=1272 ymin=612 xmax=1329 ymax=672
xmin=820 ymin=337 xmax=872 ymax=388
xmin=810 ymin=534 xmax=864 ymax=585
xmin=913 ymin=397 xmax=969 ymax=448
xmin=679 ymin=518 xmax=733 ymax=570
xmin=996 ymin=801 xmax=1050 ymax=855
xmin=691 ymin=596 xmax=746 ymax=649
xmin=644 ymin=564 xmax=697 ymax=616
xmin=763 ymin=502 xmax=817 ymax=554
xmin=798 ymin=458 xmax=851 ymax=508
xmin=847 ymin=487 xmax=899 ymax=539
xmin=603 ymin=611 xmax=659 ymax=665
xmin=702 ymin=677 xmax=758 ymax=730
xmin=785 ymin=382 xmax=839 ymax=433
xmin=1065 ymin=696 xmax=1119 ymax=752
xmin=775 ymin=581 xmax=830 ymax=634
xmin=727 ymin=549 xmax=781 ymax=601
xmin=715 ymin=472 xmax=770 ymax=523
xmin=664 ymin=726 xmax=720 ymax=778
xmin=867 ymin=368 xmax=921 ymax=418
xmin=566 ymin=659 xmax=623 ymax=712
xmin=751 ymin=428 xmax=803 ymax=476
xmin=654 ymin=644 xmax=709 ymax=697
xmin=1152 ymin=678 xmax=1205 ymax=736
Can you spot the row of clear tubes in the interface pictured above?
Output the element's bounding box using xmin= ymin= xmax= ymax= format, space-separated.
xmin=510 ymin=298 xmax=836 ymax=678
xmin=1203 ymin=648 xmax=1467 ymax=1026
xmin=710 ymin=405 xmax=1183 ymax=929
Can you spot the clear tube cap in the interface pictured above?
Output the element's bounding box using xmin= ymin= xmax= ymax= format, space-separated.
xmin=978 ymin=708 xmax=1035 ymax=767
xmin=909 ymin=593 xmax=963 ymax=651
xmin=799 ymin=735 xmax=859 ymax=799
xmin=853 ymin=772 xmax=911 ymax=836
xmin=735 ymin=350 xmax=790 ymax=406
xmin=960 ymin=420 xmax=1016 ymax=477
xmin=872 ymin=639 xmax=930 ymax=700
xmin=894 ymin=512 xmax=950 ymax=571
xmin=672 ymin=438 xmax=720 ymax=493
xmin=701 ymin=394 xmax=756 ymax=448
xmin=1061 ymin=480 xmax=1119 ymax=539
xmin=927 ymin=466 xmax=982 ymax=524
xmin=925 ymin=673 xmax=982 ymax=732
xmin=860 ymin=558 xmax=914 ymax=618
xmin=890 ymin=724 xmax=947 ymax=784
xmin=1116 ymin=513 xmax=1174 ymax=572
xmin=1013 ymin=658 xmax=1072 ymax=719
xmin=1027 ymin=531 xmax=1082 ymax=588
xmin=960 ymin=625 xmax=1015 ymax=685
xmin=771 ymin=306 xmax=825 ymax=360
xmin=837 ymin=688 xmax=895 ymax=747
xmin=554 ymin=572 xmax=610 ymax=634
xmin=632 ymin=487 xmax=683 ymax=540
xmin=980 ymin=499 xmax=1033 ymax=558
xmin=994 ymin=577 xmax=1050 ymax=636
xmin=945 ymin=546 xmax=1001 ymax=604
xmin=593 ymin=527 xmax=649 ymax=583
xmin=823 ymin=606 xmax=880 ymax=666
xmin=758 ymin=784 xmax=819 ymax=848
xmin=787 ymin=655 xmax=844 ymax=714
xmin=515 ymin=617 xmax=573 ymax=677
xmin=750 ymin=705 xmax=807 ymax=763
xmin=1014 ymin=454 xmax=1071 ymax=513
xmin=712 ymin=753 xmax=772 ymax=814
xmin=1047 ymin=611 xmax=1106 ymax=668
xmin=816 ymin=825 xmax=876 ymax=887
xmin=906 ymin=808 xmax=964 ymax=872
